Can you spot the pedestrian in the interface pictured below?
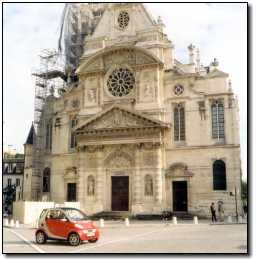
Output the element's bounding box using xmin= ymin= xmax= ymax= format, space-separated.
xmin=218 ymin=201 xmax=224 ymax=222
xmin=210 ymin=202 xmax=217 ymax=223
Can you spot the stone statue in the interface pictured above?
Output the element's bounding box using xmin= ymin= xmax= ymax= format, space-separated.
xmin=88 ymin=89 xmax=96 ymax=103
xmin=145 ymin=175 xmax=153 ymax=196
xmin=87 ymin=176 xmax=95 ymax=196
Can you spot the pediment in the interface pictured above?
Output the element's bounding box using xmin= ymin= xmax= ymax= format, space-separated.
xmin=76 ymin=105 xmax=168 ymax=133
xmin=77 ymin=46 xmax=163 ymax=74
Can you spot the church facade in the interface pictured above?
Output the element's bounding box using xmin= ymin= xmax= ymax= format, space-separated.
xmin=23 ymin=3 xmax=242 ymax=217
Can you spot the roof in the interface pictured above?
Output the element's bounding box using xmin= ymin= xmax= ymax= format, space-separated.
xmin=25 ymin=123 xmax=35 ymax=145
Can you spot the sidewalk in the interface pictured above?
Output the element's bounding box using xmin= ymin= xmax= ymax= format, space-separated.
xmin=3 ymin=217 xmax=247 ymax=230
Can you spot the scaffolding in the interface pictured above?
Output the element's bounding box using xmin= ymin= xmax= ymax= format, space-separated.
xmin=31 ymin=3 xmax=106 ymax=200
xmin=60 ymin=3 xmax=106 ymax=70
xmin=32 ymin=49 xmax=65 ymax=200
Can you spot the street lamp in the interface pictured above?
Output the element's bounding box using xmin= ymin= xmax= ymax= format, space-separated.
xmin=230 ymin=187 xmax=239 ymax=223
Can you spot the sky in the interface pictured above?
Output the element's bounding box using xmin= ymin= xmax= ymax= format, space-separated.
xmin=3 ymin=3 xmax=247 ymax=179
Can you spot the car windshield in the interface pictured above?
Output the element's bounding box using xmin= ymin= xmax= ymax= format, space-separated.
xmin=64 ymin=209 xmax=88 ymax=221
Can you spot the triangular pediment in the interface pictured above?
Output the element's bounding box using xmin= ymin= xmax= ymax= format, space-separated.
xmin=76 ymin=105 xmax=169 ymax=133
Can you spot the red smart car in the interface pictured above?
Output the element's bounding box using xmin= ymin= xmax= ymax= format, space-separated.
xmin=35 ymin=208 xmax=99 ymax=246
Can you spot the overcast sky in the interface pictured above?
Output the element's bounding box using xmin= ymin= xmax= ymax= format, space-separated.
xmin=3 ymin=3 xmax=247 ymax=179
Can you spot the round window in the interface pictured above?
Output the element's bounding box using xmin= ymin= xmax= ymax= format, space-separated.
xmin=118 ymin=11 xmax=129 ymax=29
xmin=174 ymin=84 xmax=184 ymax=96
xmin=107 ymin=68 xmax=135 ymax=97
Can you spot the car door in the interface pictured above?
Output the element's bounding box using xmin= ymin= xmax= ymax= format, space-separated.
xmin=45 ymin=210 xmax=69 ymax=239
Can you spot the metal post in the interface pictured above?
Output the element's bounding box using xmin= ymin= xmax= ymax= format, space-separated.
xmin=235 ymin=187 xmax=238 ymax=223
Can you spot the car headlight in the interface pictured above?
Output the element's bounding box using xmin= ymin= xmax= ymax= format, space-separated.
xmin=75 ymin=224 xmax=84 ymax=229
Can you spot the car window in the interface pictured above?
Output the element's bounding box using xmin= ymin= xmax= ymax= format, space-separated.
xmin=47 ymin=210 xmax=66 ymax=220
xmin=64 ymin=209 xmax=88 ymax=221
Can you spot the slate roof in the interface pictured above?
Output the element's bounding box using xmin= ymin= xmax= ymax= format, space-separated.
xmin=25 ymin=123 xmax=35 ymax=145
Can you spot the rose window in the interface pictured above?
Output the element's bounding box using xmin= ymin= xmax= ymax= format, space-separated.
xmin=107 ymin=68 xmax=135 ymax=97
xmin=174 ymin=84 xmax=184 ymax=96
xmin=118 ymin=11 xmax=129 ymax=29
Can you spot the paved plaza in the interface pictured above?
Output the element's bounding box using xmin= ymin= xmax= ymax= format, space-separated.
xmin=3 ymin=220 xmax=247 ymax=254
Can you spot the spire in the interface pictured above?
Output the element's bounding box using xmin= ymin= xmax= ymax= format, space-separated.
xmin=25 ymin=122 xmax=35 ymax=145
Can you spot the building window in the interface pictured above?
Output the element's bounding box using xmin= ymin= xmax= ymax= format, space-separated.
xmin=118 ymin=11 xmax=129 ymax=29
xmin=211 ymin=100 xmax=225 ymax=139
xmin=174 ymin=104 xmax=185 ymax=141
xmin=213 ymin=160 xmax=227 ymax=190
xmin=8 ymin=179 xmax=12 ymax=186
xmin=70 ymin=117 xmax=78 ymax=149
xmin=67 ymin=183 xmax=77 ymax=202
xmin=145 ymin=175 xmax=153 ymax=196
xmin=43 ymin=167 xmax=50 ymax=193
xmin=87 ymin=175 xmax=95 ymax=196
xmin=16 ymin=178 xmax=20 ymax=187
xmin=107 ymin=68 xmax=135 ymax=97
xmin=46 ymin=120 xmax=53 ymax=150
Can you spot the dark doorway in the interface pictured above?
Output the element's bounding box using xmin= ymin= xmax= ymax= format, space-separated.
xmin=67 ymin=183 xmax=76 ymax=202
xmin=173 ymin=181 xmax=188 ymax=212
xmin=111 ymin=176 xmax=129 ymax=211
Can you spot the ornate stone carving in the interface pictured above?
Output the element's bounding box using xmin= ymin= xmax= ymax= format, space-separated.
xmin=145 ymin=175 xmax=153 ymax=196
xmin=104 ymin=149 xmax=133 ymax=168
xmin=87 ymin=175 xmax=95 ymax=196
xmin=87 ymin=89 xmax=97 ymax=103
xmin=167 ymin=162 xmax=194 ymax=177
xmin=87 ymin=109 xmax=152 ymax=129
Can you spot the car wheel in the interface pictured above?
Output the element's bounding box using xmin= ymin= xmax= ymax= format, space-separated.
xmin=68 ymin=233 xmax=80 ymax=246
xmin=88 ymin=238 xmax=98 ymax=243
xmin=36 ymin=231 xmax=47 ymax=244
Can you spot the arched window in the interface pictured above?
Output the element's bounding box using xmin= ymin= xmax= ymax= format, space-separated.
xmin=211 ymin=100 xmax=225 ymax=139
xmin=213 ymin=160 xmax=226 ymax=190
xmin=43 ymin=167 xmax=50 ymax=193
xmin=145 ymin=175 xmax=153 ymax=196
xmin=70 ymin=117 xmax=78 ymax=149
xmin=87 ymin=175 xmax=95 ymax=196
xmin=174 ymin=104 xmax=185 ymax=141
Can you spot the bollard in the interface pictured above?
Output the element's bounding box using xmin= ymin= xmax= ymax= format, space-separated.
xmin=125 ymin=218 xmax=130 ymax=227
xmin=15 ymin=220 xmax=20 ymax=228
xmin=238 ymin=216 xmax=243 ymax=223
xmin=9 ymin=219 xmax=15 ymax=227
xmin=172 ymin=216 xmax=177 ymax=225
xmin=227 ymin=216 xmax=232 ymax=223
xmin=3 ymin=218 xmax=9 ymax=227
xmin=193 ymin=216 xmax=198 ymax=225
xmin=99 ymin=218 xmax=104 ymax=228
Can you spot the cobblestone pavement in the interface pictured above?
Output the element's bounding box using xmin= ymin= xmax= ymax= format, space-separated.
xmin=3 ymin=221 xmax=247 ymax=254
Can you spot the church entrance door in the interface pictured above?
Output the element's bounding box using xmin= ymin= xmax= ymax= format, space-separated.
xmin=173 ymin=181 xmax=188 ymax=212
xmin=111 ymin=176 xmax=129 ymax=211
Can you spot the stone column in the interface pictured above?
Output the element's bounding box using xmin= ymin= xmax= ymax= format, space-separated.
xmin=77 ymin=149 xmax=85 ymax=209
xmin=95 ymin=146 xmax=104 ymax=213
xmin=132 ymin=144 xmax=142 ymax=214
xmin=154 ymin=144 xmax=163 ymax=211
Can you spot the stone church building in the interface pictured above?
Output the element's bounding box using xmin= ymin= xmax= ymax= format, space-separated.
xmin=23 ymin=3 xmax=242 ymax=217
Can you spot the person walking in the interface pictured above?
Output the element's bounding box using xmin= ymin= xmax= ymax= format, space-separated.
xmin=210 ymin=202 xmax=217 ymax=223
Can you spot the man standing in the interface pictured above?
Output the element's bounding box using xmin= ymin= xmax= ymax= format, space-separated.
xmin=218 ymin=201 xmax=225 ymax=222
xmin=210 ymin=202 xmax=217 ymax=223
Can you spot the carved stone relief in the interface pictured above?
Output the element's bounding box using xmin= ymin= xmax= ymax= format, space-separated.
xmin=86 ymin=109 xmax=153 ymax=130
